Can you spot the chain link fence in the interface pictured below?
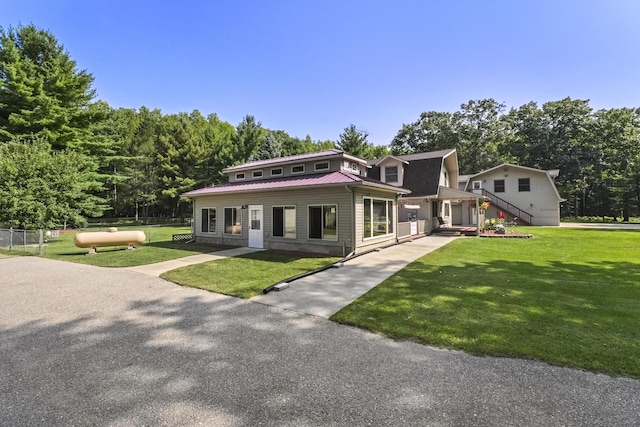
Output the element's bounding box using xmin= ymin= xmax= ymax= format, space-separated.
xmin=0 ymin=228 xmax=45 ymax=254
xmin=1 ymin=223 xmax=192 ymax=256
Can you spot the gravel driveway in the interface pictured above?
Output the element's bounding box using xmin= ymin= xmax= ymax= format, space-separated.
xmin=1 ymin=256 xmax=639 ymax=426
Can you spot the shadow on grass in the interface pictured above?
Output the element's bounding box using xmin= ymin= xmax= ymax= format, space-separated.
xmin=333 ymin=256 xmax=640 ymax=378
xmin=234 ymin=249 xmax=337 ymax=264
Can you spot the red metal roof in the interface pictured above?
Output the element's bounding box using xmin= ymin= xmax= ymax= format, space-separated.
xmin=184 ymin=171 xmax=409 ymax=197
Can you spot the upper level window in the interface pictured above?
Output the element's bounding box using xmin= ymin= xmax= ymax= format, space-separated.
xmin=385 ymin=166 xmax=398 ymax=183
xmin=271 ymin=168 xmax=283 ymax=176
xmin=315 ymin=162 xmax=330 ymax=171
xmin=292 ymin=165 xmax=305 ymax=174
xmin=472 ymin=181 xmax=482 ymax=190
xmin=252 ymin=170 xmax=263 ymax=178
xmin=518 ymin=178 xmax=530 ymax=192
xmin=494 ymin=179 xmax=505 ymax=193
xmin=236 ymin=173 xmax=245 ymax=181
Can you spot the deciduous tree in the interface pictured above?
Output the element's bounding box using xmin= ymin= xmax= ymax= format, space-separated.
xmin=0 ymin=135 xmax=105 ymax=229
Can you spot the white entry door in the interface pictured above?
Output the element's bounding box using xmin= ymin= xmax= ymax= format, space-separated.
xmin=248 ymin=205 xmax=263 ymax=249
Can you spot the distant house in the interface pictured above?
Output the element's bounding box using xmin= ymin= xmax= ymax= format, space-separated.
xmin=183 ymin=149 xmax=409 ymax=256
xmin=368 ymin=149 xmax=486 ymax=236
xmin=458 ymin=164 xmax=565 ymax=226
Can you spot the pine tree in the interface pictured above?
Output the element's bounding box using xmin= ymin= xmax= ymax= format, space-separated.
xmin=251 ymin=131 xmax=283 ymax=161
xmin=0 ymin=24 xmax=96 ymax=150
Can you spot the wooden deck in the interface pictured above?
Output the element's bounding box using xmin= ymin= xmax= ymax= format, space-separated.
xmin=432 ymin=226 xmax=478 ymax=236
xmin=433 ymin=227 xmax=533 ymax=238
xmin=479 ymin=230 xmax=533 ymax=238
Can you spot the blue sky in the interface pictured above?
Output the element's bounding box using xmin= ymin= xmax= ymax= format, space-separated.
xmin=4 ymin=1 xmax=640 ymax=145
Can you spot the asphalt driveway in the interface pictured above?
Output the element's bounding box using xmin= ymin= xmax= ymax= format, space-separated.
xmin=1 ymin=256 xmax=639 ymax=426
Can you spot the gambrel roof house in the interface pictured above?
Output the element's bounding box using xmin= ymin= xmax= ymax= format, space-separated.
xmin=184 ymin=149 xmax=410 ymax=256
xmin=459 ymin=164 xmax=565 ymax=226
xmin=367 ymin=149 xmax=486 ymax=235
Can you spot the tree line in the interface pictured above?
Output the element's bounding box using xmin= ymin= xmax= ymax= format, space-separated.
xmin=1 ymin=24 xmax=638 ymax=228
xmin=391 ymin=99 xmax=640 ymax=221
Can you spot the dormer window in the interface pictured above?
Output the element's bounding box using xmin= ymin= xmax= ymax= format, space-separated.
xmin=315 ymin=162 xmax=330 ymax=171
xmin=385 ymin=166 xmax=398 ymax=183
xmin=271 ymin=168 xmax=283 ymax=177
xmin=291 ymin=165 xmax=305 ymax=174
xmin=236 ymin=173 xmax=246 ymax=181
xmin=252 ymin=170 xmax=263 ymax=178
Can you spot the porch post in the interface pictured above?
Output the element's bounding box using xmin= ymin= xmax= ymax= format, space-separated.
xmin=475 ymin=197 xmax=480 ymax=236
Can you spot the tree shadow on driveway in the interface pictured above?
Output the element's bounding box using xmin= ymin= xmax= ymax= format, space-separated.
xmin=1 ymin=256 xmax=639 ymax=426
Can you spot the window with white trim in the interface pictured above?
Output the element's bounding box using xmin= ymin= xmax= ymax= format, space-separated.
xmin=363 ymin=197 xmax=394 ymax=239
xmin=201 ymin=208 xmax=216 ymax=233
xmin=308 ymin=205 xmax=337 ymax=240
xmin=224 ymin=207 xmax=242 ymax=235
xmin=252 ymin=170 xmax=263 ymax=178
xmin=271 ymin=168 xmax=283 ymax=176
xmin=291 ymin=164 xmax=305 ymax=174
xmin=315 ymin=162 xmax=330 ymax=171
xmin=273 ymin=206 xmax=296 ymax=238
xmin=236 ymin=173 xmax=245 ymax=181
xmin=385 ymin=166 xmax=398 ymax=183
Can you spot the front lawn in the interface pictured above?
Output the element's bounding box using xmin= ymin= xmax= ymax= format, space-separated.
xmin=331 ymin=228 xmax=640 ymax=378
xmin=161 ymin=251 xmax=339 ymax=298
xmin=39 ymin=226 xmax=224 ymax=267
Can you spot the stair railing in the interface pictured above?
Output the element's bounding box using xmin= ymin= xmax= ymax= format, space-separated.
xmin=481 ymin=189 xmax=533 ymax=225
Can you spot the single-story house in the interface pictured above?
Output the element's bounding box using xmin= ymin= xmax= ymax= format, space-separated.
xmin=458 ymin=164 xmax=565 ymax=226
xmin=183 ymin=149 xmax=410 ymax=256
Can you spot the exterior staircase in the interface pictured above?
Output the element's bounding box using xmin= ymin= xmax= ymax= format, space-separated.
xmin=481 ymin=189 xmax=533 ymax=225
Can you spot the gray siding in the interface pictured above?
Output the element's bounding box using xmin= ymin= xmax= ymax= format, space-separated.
xmin=354 ymin=188 xmax=398 ymax=252
xmin=193 ymin=185 xmax=401 ymax=256
xmin=193 ymin=187 xmax=355 ymax=256
xmin=228 ymin=158 xmax=358 ymax=183
xmin=474 ymin=167 xmax=562 ymax=226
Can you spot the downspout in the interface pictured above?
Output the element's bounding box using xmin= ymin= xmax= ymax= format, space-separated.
xmin=395 ymin=192 xmax=400 ymax=243
xmin=344 ymin=185 xmax=356 ymax=258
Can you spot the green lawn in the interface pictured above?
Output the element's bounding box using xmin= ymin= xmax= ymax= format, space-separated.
xmin=161 ymin=251 xmax=339 ymax=298
xmin=36 ymin=226 xmax=224 ymax=267
xmin=331 ymin=228 xmax=640 ymax=378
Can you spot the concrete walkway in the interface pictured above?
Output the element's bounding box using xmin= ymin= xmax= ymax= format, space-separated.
xmin=125 ymin=246 xmax=264 ymax=276
xmin=251 ymin=235 xmax=459 ymax=318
